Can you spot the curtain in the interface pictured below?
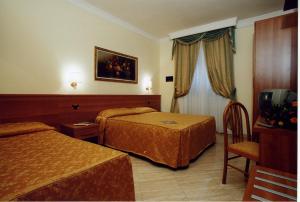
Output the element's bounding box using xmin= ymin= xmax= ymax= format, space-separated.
xmin=170 ymin=27 xmax=236 ymax=113
xmin=178 ymin=44 xmax=229 ymax=132
xmin=171 ymin=27 xmax=236 ymax=113
xmin=203 ymin=32 xmax=236 ymax=99
xmin=170 ymin=41 xmax=201 ymax=113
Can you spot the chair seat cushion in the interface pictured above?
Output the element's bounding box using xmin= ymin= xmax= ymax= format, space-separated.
xmin=228 ymin=141 xmax=259 ymax=161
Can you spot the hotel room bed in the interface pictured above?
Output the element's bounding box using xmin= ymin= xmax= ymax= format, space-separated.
xmin=96 ymin=107 xmax=216 ymax=168
xmin=0 ymin=122 xmax=135 ymax=201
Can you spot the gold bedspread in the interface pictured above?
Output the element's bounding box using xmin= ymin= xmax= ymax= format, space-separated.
xmin=0 ymin=122 xmax=54 ymax=138
xmin=97 ymin=108 xmax=216 ymax=168
xmin=0 ymin=127 xmax=135 ymax=201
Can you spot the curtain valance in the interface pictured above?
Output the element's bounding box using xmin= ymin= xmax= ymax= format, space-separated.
xmin=172 ymin=27 xmax=236 ymax=58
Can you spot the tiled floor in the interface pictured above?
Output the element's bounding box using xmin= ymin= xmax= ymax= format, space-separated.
xmin=130 ymin=134 xmax=248 ymax=201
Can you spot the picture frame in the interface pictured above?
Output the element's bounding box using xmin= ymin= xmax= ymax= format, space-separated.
xmin=94 ymin=46 xmax=138 ymax=83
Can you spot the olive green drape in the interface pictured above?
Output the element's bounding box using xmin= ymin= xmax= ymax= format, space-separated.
xmin=170 ymin=41 xmax=201 ymax=113
xmin=170 ymin=27 xmax=236 ymax=113
xmin=203 ymin=31 xmax=236 ymax=99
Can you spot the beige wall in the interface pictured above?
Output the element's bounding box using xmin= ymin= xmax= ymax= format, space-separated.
xmin=0 ymin=0 xmax=254 ymax=118
xmin=234 ymin=26 xmax=254 ymax=124
xmin=159 ymin=26 xmax=254 ymax=121
xmin=159 ymin=39 xmax=175 ymax=112
xmin=0 ymin=0 xmax=159 ymax=95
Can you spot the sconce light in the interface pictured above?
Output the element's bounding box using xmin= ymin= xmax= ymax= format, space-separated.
xmin=69 ymin=72 xmax=81 ymax=89
xmin=70 ymin=81 xmax=77 ymax=89
xmin=145 ymin=79 xmax=152 ymax=93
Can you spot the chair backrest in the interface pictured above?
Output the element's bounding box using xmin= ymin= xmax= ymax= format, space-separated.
xmin=223 ymin=101 xmax=251 ymax=147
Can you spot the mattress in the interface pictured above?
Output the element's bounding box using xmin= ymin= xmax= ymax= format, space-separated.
xmin=96 ymin=107 xmax=216 ymax=168
xmin=0 ymin=122 xmax=135 ymax=201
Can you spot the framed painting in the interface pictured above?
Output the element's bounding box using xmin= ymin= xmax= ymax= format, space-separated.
xmin=94 ymin=46 xmax=138 ymax=83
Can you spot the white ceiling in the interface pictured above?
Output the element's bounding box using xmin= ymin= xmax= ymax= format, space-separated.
xmin=81 ymin=0 xmax=284 ymax=38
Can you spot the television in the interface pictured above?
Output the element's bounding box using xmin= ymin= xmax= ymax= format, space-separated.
xmin=259 ymin=89 xmax=287 ymax=118
xmin=258 ymin=89 xmax=297 ymax=128
xmin=259 ymin=89 xmax=297 ymax=117
xmin=259 ymin=89 xmax=289 ymax=107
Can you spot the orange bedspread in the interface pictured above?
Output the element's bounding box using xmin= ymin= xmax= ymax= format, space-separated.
xmin=96 ymin=108 xmax=216 ymax=168
xmin=0 ymin=122 xmax=135 ymax=201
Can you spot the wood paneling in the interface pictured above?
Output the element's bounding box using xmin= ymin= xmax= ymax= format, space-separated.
xmin=0 ymin=94 xmax=161 ymax=128
xmin=253 ymin=12 xmax=298 ymax=122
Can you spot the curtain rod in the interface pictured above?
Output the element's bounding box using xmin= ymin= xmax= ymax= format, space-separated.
xmin=169 ymin=17 xmax=237 ymax=40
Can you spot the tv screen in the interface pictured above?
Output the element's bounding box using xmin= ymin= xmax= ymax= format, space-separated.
xmin=259 ymin=89 xmax=289 ymax=117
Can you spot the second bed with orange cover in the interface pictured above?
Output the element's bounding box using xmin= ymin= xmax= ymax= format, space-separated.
xmin=96 ymin=107 xmax=216 ymax=168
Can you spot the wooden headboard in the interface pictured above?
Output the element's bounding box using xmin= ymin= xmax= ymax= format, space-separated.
xmin=0 ymin=94 xmax=161 ymax=127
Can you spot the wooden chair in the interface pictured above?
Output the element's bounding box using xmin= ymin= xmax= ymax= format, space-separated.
xmin=222 ymin=101 xmax=259 ymax=184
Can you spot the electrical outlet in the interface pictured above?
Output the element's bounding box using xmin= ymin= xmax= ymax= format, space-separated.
xmin=72 ymin=104 xmax=79 ymax=110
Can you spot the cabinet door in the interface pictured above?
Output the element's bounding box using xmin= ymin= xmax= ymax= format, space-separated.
xmin=259 ymin=130 xmax=297 ymax=174
xmin=253 ymin=13 xmax=298 ymax=122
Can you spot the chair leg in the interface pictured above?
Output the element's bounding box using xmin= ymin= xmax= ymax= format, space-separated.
xmin=244 ymin=158 xmax=250 ymax=177
xmin=222 ymin=152 xmax=228 ymax=184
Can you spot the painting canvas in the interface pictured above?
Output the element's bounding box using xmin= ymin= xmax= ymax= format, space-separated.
xmin=95 ymin=46 xmax=138 ymax=83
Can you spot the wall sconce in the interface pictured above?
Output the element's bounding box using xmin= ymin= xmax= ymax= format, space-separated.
xmin=70 ymin=81 xmax=77 ymax=89
xmin=145 ymin=79 xmax=152 ymax=93
xmin=69 ymin=72 xmax=81 ymax=89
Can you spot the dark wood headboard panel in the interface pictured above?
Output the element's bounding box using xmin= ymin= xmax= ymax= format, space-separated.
xmin=0 ymin=94 xmax=161 ymax=127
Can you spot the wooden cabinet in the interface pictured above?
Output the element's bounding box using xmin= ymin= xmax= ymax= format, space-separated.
xmin=253 ymin=13 xmax=298 ymax=174
xmin=253 ymin=12 xmax=298 ymax=122
xmin=60 ymin=123 xmax=100 ymax=144
xmin=253 ymin=121 xmax=297 ymax=174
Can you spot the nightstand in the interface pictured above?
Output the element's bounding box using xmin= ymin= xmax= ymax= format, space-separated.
xmin=60 ymin=123 xmax=100 ymax=144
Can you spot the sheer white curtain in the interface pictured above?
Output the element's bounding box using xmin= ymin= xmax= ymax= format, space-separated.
xmin=178 ymin=43 xmax=229 ymax=132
